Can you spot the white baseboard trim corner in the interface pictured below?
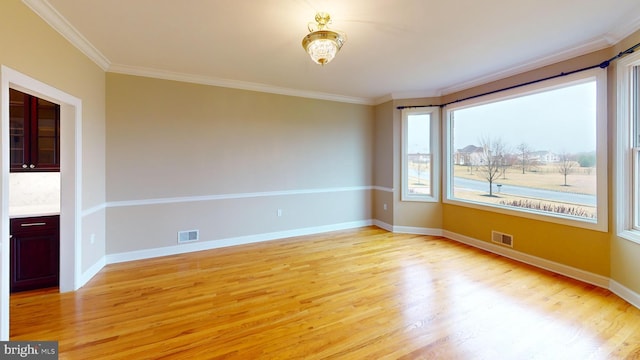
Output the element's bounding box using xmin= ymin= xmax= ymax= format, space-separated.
xmin=372 ymin=220 xmax=393 ymax=232
xmin=106 ymin=220 xmax=373 ymax=265
xmin=78 ymin=256 xmax=106 ymax=289
xmin=442 ymin=230 xmax=610 ymax=289
xmin=392 ymin=225 xmax=443 ymax=236
xmin=610 ymin=280 xmax=640 ymax=309
xmin=372 ymin=220 xmax=442 ymax=236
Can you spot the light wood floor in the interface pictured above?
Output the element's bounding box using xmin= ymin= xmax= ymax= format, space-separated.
xmin=10 ymin=227 xmax=640 ymax=359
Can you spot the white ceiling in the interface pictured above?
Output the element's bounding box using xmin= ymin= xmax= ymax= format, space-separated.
xmin=28 ymin=0 xmax=640 ymax=104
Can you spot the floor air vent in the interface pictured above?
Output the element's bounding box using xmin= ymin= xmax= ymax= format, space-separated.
xmin=491 ymin=231 xmax=513 ymax=247
xmin=178 ymin=230 xmax=199 ymax=243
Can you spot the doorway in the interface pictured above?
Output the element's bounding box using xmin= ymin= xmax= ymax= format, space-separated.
xmin=1 ymin=65 xmax=82 ymax=340
xmin=9 ymin=88 xmax=61 ymax=292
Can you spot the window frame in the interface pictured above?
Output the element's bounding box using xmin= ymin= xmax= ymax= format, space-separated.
xmin=401 ymin=107 xmax=440 ymax=202
xmin=443 ymin=68 xmax=608 ymax=231
xmin=616 ymin=51 xmax=640 ymax=243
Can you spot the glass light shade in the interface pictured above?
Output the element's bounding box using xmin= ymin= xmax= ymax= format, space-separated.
xmin=302 ymin=30 xmax=345 ymax=65
xmin=307 ymin=39 xmax=338 ymax=65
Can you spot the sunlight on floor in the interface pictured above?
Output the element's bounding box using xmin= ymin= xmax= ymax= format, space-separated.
xmin=399 ymin=260 xmax=607 ymax=358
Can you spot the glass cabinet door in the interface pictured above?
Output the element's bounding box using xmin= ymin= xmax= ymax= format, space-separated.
xmin=35 ymin=97 xmax=60 ymax=169
xmin=9 ymin=88 xmax=60 ymax=172
xmin=9 ymin=89 xmax=28 ymax=169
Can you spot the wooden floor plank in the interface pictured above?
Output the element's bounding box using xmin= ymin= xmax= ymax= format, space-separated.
xmin=10 ymin=227 xmax=640 ymax=359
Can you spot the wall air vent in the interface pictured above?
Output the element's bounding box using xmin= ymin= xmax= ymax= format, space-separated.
xmin=178 ymin=230 xmax=199 ymax=243
xmin=491 ymin=231 xmax=513 ymax=247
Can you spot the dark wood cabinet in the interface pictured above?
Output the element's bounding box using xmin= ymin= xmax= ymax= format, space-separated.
xmin=10 ymin=216 xmax=60 ymax=292
xmin=9 ymin=88 xmax=60 ymax=172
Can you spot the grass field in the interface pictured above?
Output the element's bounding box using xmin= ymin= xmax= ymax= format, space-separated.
xmin=407 ymin=163 xmax=598 ymax=218
xmin=453 ymin=164 xmax=596 ymax=195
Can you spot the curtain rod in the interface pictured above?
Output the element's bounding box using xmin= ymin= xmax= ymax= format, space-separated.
xmin=396 ymin=41 xmax=640 ymax=111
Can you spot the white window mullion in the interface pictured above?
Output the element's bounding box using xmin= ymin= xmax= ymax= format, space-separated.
xmin=634 ymin=66 xmax=640 ymax=148
xmin=634 ymin=147 xmax=640 ymax=230
xmin=634 ymin=65 xmax=640 ymax=231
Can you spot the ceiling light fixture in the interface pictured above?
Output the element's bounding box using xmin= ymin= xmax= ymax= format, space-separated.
xmin=301 ymin=12 xmax=346 ymax=65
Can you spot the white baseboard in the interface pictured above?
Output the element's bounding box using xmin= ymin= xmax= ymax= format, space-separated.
xmin=372 ymin=220 xmax=442 ymax=236
xmin=442 ymin=230 xmax=610 ymax=288
xmin=82 ymin=220 xmax=640 ymax=312
xmin=372 ymin=220 xmax=393 ymax=232
xmin=78 ymin=256 xmax=106 ymax=289
xmin=106 ymin=220 xmax=373 ymax=264
xmin=393 ymin=225 xmax=443 ymax=236
xmin=610 ymin=280 xmax=640 ymax=309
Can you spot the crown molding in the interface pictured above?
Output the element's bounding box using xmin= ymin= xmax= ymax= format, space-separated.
xmin=603 ymin=11 xmax=640 ymax=44
xmin=373 ymin=94 xmax=394 ymax=105
xmin=380 ymin=33 xmax=626 ymax=103
xmin=21 ymin=0 xmax=640 ymax=107
xmin=22 ymin=0 xmax=370 ymax=104
xmin=107 ymin=63 xmax=374 ymax=105
xmin=438 ymin=37 xmax=611 ymax=96
xmin=389 ymin=90 xmax=442 ymax=101
xmin=22 ymin=0 xmax=110 ymax=70
xmin=379 ymin=16 xmax=640 ymax=102
xmin=408 ymin=11 xmax=640 ymax=99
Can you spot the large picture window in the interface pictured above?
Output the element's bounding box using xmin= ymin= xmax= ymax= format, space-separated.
xmin=402 ymin=107 xmax=439 ymax=202
xmin=445 ymin=69 xmax=607 ymax=231
xmin=617 ymin=51 xmax=640 ymax=243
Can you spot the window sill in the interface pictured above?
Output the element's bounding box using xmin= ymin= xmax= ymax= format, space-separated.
xmin=618 ymin=230 xmax=640 ymax=245
xmin=401 ymin=196 xmax=439 ymax=203
xmin=444 ymin=197 xmax=606 ymax=232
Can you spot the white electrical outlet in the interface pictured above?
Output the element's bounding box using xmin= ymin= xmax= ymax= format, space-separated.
xmin=90 ymin=233 xmax=95 ymax=244
xmin=383 ymin=203 xmax=387 ymax=211
xmin=277 ymin=209 xmax=283 ymax=217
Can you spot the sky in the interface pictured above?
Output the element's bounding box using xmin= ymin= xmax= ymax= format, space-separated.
xmin=407 ymin=114 xmax=430 ymax=154
xmin=451 ymin=79 xmax=597 ymax=154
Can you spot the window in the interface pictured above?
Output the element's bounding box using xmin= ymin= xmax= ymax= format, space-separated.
xmin=617 ymin=51 xmax=640 ymax=242
xmin=445 ymin=68 xmax=607 ymax=231
xmin=402 ymin=107 xmax=439 ymax=202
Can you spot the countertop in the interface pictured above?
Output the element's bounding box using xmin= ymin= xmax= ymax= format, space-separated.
xmin=9 ymin=204 xmax=60 ymax=219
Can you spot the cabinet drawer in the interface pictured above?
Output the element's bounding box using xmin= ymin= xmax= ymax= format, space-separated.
xmin=11 ymin=215 xmax=59 ymax=233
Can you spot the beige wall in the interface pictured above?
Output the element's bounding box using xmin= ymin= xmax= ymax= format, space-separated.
xmin=372 ymin=101 xmax=394 ymax=224
xmin=105 ymin=73 xmax=373 ymax=254
xmin=442 ymin=205 xmax=610 ymax=275
xmin=0 ymin=1 xmax=106 ymax=273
